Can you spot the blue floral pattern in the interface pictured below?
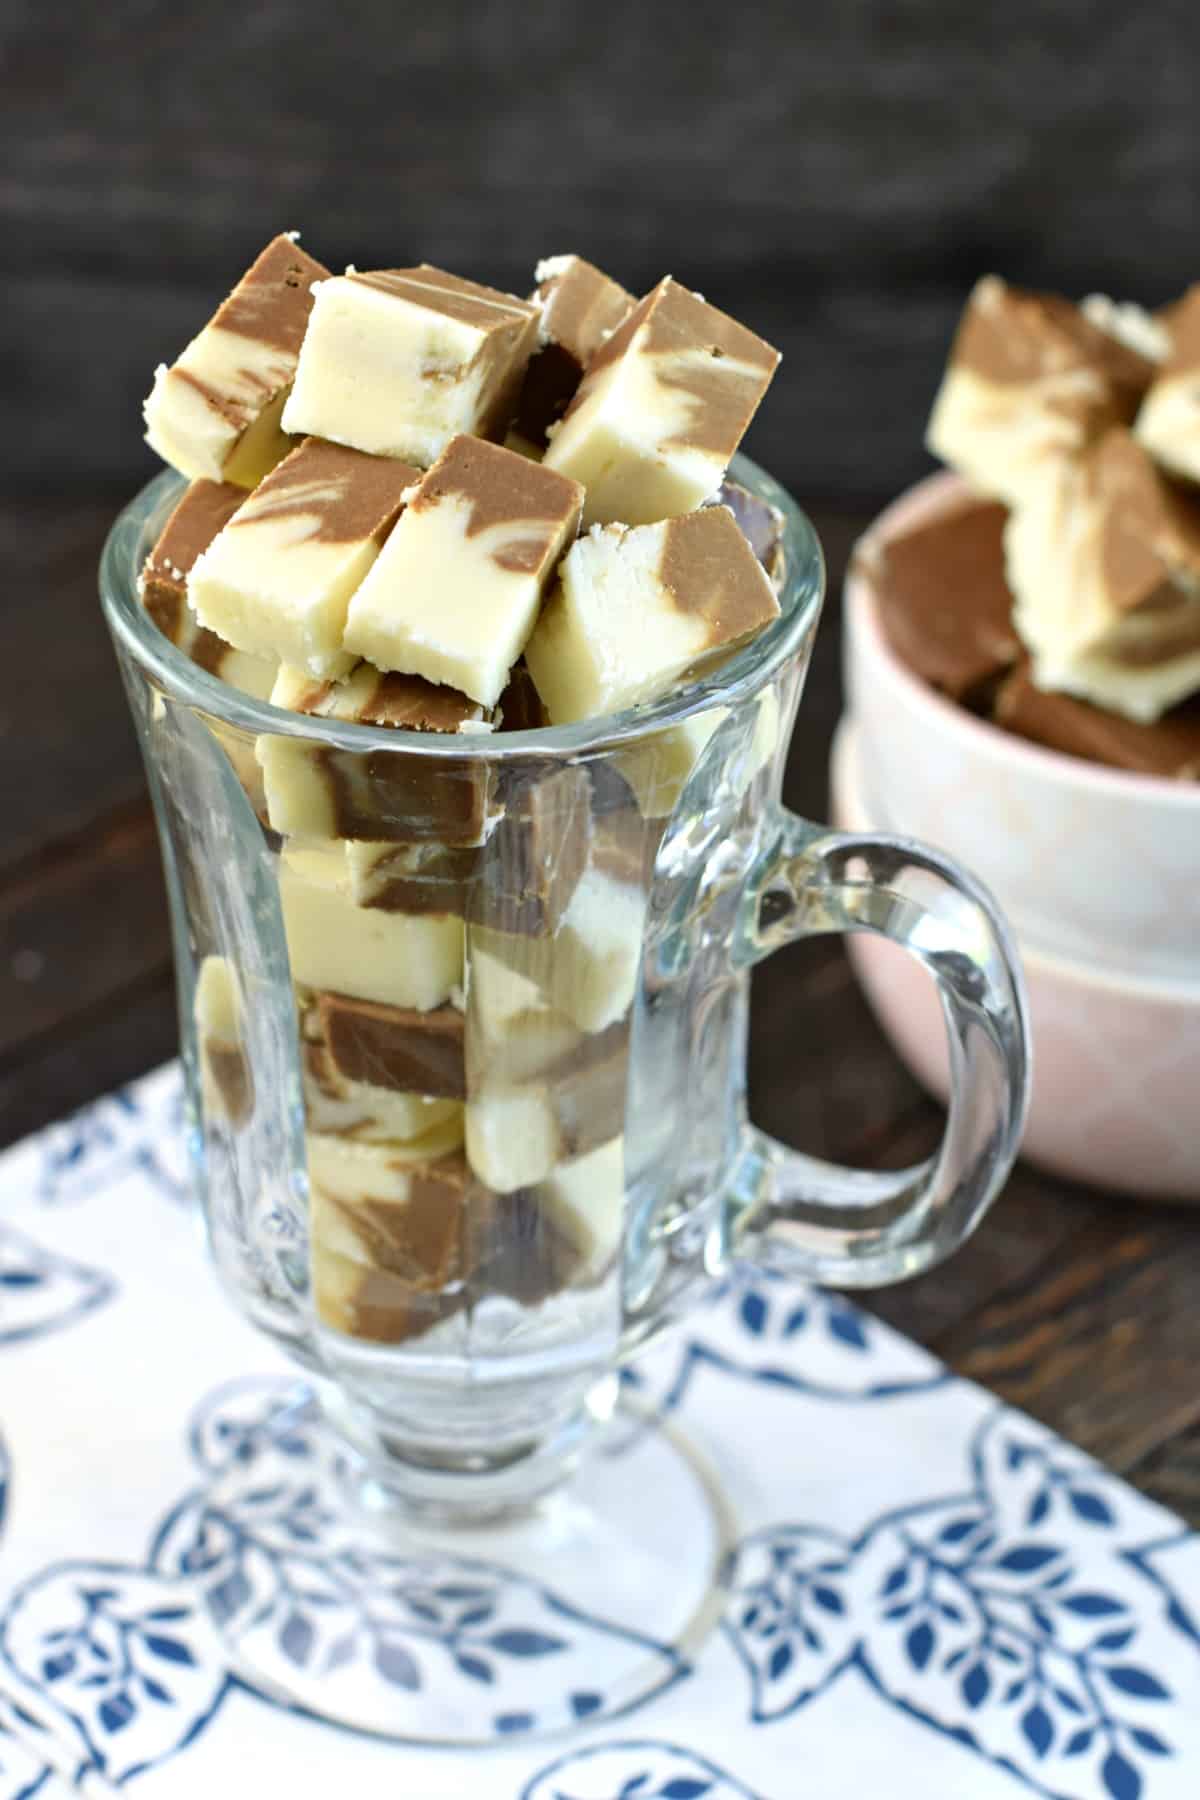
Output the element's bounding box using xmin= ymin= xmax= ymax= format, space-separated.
xmin=38 ymin=1071 xmax=188 ymax=1208
xmin=724 ymin=1412 xmax=1195 ymax=1798
xmin=523 ymin=1740 xmax=762 ymax=1799
xmin=0 ymin=1226 xmax=114 ymax=1348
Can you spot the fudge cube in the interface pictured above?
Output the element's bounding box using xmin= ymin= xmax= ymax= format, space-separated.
xmin=258 ymin=662 xmax=495 ymax=844
xmin=515 ymin=254 xmax=633 ymax=446
xmin=1006 ymin=428 xmax=1200 ymax=721
xmin=538 ymin=1137 xmax=625 ymax=1278
xmin=993 ymin=660 xmax=1200 ymax=779
xmin=474 ymin=764 xmax=592 ymax=934
xmin=344 ymin=839 xmax=478 ymax=914
xmin=301 ymin=1040 xmax=462 ymax=1143
xmin=279 ymin=843 xmax=463 ymax=1009
xmin=144 ymin=233 xmax=329 ymax=487
xmin=543 ymin=276 xmax=780 ymax=526
xmin=344 ymin=435 xmax=584 ymax=707
xmin=139 ymin=479 xmax=278 ymax=699
xmin=926 ymin=275 xmax=1156 ymax=507
xmin=281 ymin=264 xmax=539 ymax=466
xmin=1135 ymin=285 xmax=1200 ymax=486
xmin=194 ymin=954 xmax=253 ymax=1125
xmin=464 ymin=1020 xmax=627 ymax=1193
xmin=189 ymin=437 xmax=419 ymax=677
xmin=857 ymin=491 xmax=1021 ymax=703
xmin=525 ymin=505 xmax=780 ymax=724
xmin=317 ymin=992 xmax=466 ymax=1099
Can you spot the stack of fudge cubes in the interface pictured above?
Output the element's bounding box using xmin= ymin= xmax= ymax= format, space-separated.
xmin=138 ymin=235 xmax=784 ymax=1346
xmin=866 ymin=274 xmax=1200 ymax=778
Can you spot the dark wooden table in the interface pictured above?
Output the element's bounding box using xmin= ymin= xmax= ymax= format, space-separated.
xmin=4 ymin=495 xmax=1198 ymax=1528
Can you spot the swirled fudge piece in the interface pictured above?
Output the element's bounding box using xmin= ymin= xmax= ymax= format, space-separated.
xmin=515 ymin=255 xmax=633 ymax=447
xmin=301 ymin=1039 xmax=462 ymax=1143
xmin=140 ymin=479 xmax=278 ymax=699
xmin=258 ymin=662 xmax=495 ymax=844
xmin=144 ymin=234 xmax=329 ymax=487
xmin=525 ymin=505 xmax=780 ymax=724
xmin=307 ymin=1130 xmax=474 ymax=1344
xmin=474 ymin=764 xmax=592 ymax=935
xmin=1081 ymin=294 xmax=1171 ymax=365
xmin=344 ymin=840 xmax=478 ymax=914
xmin=194 ymin=955 xmax=254 ymax=1125
xmin=189 ymin=437 xmax=419 ymax=677
xmin=464 ymin=1024 xmax=627 ymax=1193
xmin=859 ymin=490 xmax=1021 ymax=704
xmin=1136 ymin=286 xmax=1200 ymax=486
xmin=994 ymin=660 xmax=1200 ymax=778
xmin=711 ymin=478 xmax=786 ymax=576
xmin=926 ymin=276 xmax=1156 ymax=507
xmin=344 ymin=435 xmax=584 ymax=707
xmin=543 ymin=276 xmax=780 ymax=527
xmin=1006 ymin=429 xmax=1200 ymax=721
xmin=282 ymin=265 xmax=539 ymax=466
xmin=279 ymin=844 xmax=463 ymax=1009
xmin=316 ymin=992 xmax=466 ymax=1099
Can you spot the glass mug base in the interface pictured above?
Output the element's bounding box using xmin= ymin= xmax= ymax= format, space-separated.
xmin=103 ymin=453 xmax=1030 ymax=1748
xmin=188 ymin=1378 xmax=732 ymax=1745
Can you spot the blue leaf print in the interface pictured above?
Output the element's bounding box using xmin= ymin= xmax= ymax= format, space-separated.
xmin=374 ymin=1639 xmax=420 ymax=1689
xmin=142 ymin=1633 xmax=196 ymax=1666
xmin=738 ymin=1291 xmax=768 ymax=1337
xmin=993 ymin=1545 xmax=1061 ymax=1574
xmin=620 ymin=1779 xmax=651 ymax=1798
xmin=1062 ymin=1592 xmax=1125 ymax=1617
xmin=278 ymin=1612 xmax=314 ymax=1669
xmin=488 ymin=1629 xmax=567 ymax=1658
xmin=1068 ymin=1488 xmax=1114 ymax=1526
xmin=937 ymin=1518 xmax=979 ymax=1545
xmin=960 ymin=1662 xmax=990 ymax=1709
xmin=99 ymin=1692 xmax=136 ymax=1734
xmin=1129 ymin=1726 xmax=1169 ymax=1755
xmin=880 ymin=1564 xmax=908 ymax=1597
xmin=904 ymin=1621 xmax=935 ymax=1671
xmin=1095 ymin=1628 xmax=1136 ymax=1653
xmin=1064 ymin=1726 xmax=1095 ymax=1757
xmin=767 ymin=1643 xmax=792 ymax=1681
xmin=455 ymin=1653 xmax=493 ymax=1684
xmin=1102 ymin=1749 xmax=1142 ymax=1800
xmin=811 ymin=1586 xmax=844 ymax=1616
xmin=1025 ymin=1489 xmax=1051 ymax=1528
xmin=660 ymin=1783 xmax=713 ymax=1799
xmin=1103 ymin=1665 xmax=1170 ymax=1701
xmin=783 ymin=1305 xmax=808 ymax=1337
xmin=1020 ymin=1702 xmax=1053 ymax=1758
xmin=825 ymin=1307 xmax=868 ymax=1351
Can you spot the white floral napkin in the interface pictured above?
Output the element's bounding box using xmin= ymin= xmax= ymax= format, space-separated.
xmin=2 ymin=1065 xmax=1198 ymax=1800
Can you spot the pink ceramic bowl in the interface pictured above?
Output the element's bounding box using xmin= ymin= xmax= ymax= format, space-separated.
xmin=837 ymin=475 xmax=1200 ymax=1200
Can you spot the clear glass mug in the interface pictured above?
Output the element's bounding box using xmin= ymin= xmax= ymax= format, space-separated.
xmin=102 ymin=456 xmax=1029 ymax=1740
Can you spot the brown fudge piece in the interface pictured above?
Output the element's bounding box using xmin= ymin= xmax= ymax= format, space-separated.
xmin=476 ymin=764 xmax=592 ymax=934
xmin=864 ymin=492 xmax=1021 ymax=703
xmin=993 ymin=660 xmax=1200 ymax=778
xmin=318 ymin=993 xmax=467 ymax=1099
xmin=515 ymin=255 xmax=634 ymax=446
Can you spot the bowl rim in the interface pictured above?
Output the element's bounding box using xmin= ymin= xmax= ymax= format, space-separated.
xmin=845 ymin=469 xmax=1200 ymax=811
xmin=831 ymin=715 xmax=1200 ymax=1002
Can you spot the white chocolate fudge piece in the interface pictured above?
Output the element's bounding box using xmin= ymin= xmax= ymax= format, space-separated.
xmin=279 ymin=843 xmax=463 ymax=1009
xmin=189 ymin=438 xmax=418 ymax=677
xmin=1135 ymin=286 xmax=1200 ymax=486
xmin=470 ymin=866 xmax=645 ymax=1035
xmin=194 ymin=954 xmax=253 ymax=1125
xmin=139 ymin=478 xmax=279 ymax=699
xmin=465 ymin=1086 xmax=562 ymax=1193
xmin=282 ymin=264 xmax=539 ymax=466
xmin=543 ymin=276 xmax=780 ymax=527
xmin=1006 ymin=429 xmax=1200 ymax=721
xmin=540 ymin=1137 xmax=625 ymax=1276
xmin=926 ymin=275 xmax=1156 ymax=507
xmin=344 ymin=436 xmax=584 ymax=707
xmin=525 ymin=506 xmax=780 ymax=724
xmin=144 ymin=234 xmax=329 ymax=487
xmin=1081 ymin=294 xmax=1171 ymax=365
xmin=258 ymin=662 xmax=494 ymax=844
xmin=515 ymin=254 xmax=633 ymax=446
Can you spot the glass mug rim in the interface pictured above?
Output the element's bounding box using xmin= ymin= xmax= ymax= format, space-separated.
xmin=99 ymin=451 xmax=824 ymax=751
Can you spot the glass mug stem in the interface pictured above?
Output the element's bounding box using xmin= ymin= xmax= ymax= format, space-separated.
xmin=725 ymin=815 xmax=1031 ymax=1287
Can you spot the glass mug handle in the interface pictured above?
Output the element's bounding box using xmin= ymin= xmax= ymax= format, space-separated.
xmin=728 ymin=812 xmax=1032 ymax=1286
